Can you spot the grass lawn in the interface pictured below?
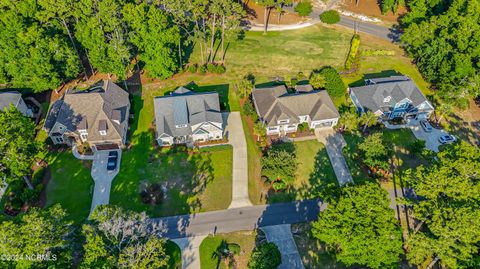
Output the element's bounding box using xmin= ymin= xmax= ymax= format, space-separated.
xmin=199 ymin=230 xmax=256 ymax=269
xmin=292 ymin=223 xmax=347 ymax=269
xmin=263 ymin=140 xmax=337 ymax=203
xmin=110 ymin=94 xmax=233 ymax=217
xmin=166 ymin=240 xmax=182 ymax=269
xmin=44 ymin=151 xmax=93 ymax=223
xmin=343 ymin=128 xmax=426 ymax=183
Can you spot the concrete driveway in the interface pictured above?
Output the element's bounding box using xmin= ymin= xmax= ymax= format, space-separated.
xmin=315 ymin=128 xmax=354 ymax=186
xmin=261 ymin=224 xmax=305 ymax=269
xmin=224 ymin=112 xmax=252 ymax=209
xmin=172 ymin=235 xmax=207 ymax=269
xmin=408 ymin=122 xmax=449 ymax=152
xmin=89 ymin=149 xmax=121 ymax=214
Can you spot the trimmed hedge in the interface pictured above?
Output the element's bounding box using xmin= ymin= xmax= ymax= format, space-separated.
xmin=320 ymin=10 xmax=340 ymax=24
xmin=345 ymin=34 xmax=361 ymax=70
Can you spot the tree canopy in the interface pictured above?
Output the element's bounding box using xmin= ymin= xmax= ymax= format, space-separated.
xmin=81 ymin=205 xmax=170 ymax=269
xmin=0 ymin=204 xmax=73 ymax=268
xmin=247 ymin=242 xmax=282 ymax=269
xmin=312 ymin=183 xmax=403 ymax=268
xmin=0 ymin=106 xmax=42 ymax=184
xmin=401 ymin=0 xmax=480 ymax=107
xmin=313 ymin=66 xmax=346 ymax=98
xmin=404 ymin=141 xmax=480 ymax=268
xmin=358 ymin=132 xmax=390 ymax=170
xmin=261 ymin=142 xmax=297 ymax=184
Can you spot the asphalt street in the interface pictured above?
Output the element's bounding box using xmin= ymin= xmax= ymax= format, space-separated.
xmin=337 ymin=15 xmax=401 ymax=42
xmin=153 ymin=199 xmax=326 ymax=239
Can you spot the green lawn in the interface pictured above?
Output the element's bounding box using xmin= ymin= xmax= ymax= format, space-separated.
xmin=266 ymin=140 xmax=337 ymax=203
xmin=199 ymin=231 xmax=256 ymax=269
xmin=45 ymin=151 xmax=93 ymax=223
xmin=110 ymin=95 xmax=233 ymax=217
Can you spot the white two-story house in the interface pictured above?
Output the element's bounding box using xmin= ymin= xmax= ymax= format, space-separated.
xmin=153 ymin=87 xmax=224 ymax=146
xmin=252 ymin=84 xmax=340 ymax=136
xmin=349 ymin=76 xmax=434 ymax=121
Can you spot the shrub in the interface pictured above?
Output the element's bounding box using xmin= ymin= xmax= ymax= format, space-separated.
xmin=345 ymin=34 xmax=361 ymax=70
xmin=272 ymin=180 xmax=287 ymax=191
xmin=295 ymin=1 xmax=313 ymax=16
xmin=187 ymin=64 xmax=197 ymax=73
xmin=320 ymin=10 xmax=340 ymax=24
xmin=298 ymin=122 xmax=309 ymax=132
xmin=262 ymin=142 xmax=297 ymax=184
xmin=314 ymin=66 xmax=346 ymax=98
xmin=206 ymin=63 xmax=216 ymax=73
xmin=32 ymin=167 xmax=46 ymax=186
xmin=242 ymin=100 xmax=255 ymax=116
xmin=309 ymin=72 xmax=326 ymax=89
xmin=248 ymin=242 xmax=282 ymax=269
xmin=198 ymin=65 xmax=206 ymax=74
xmin=214 ymin=64 xmax=226 ymax=74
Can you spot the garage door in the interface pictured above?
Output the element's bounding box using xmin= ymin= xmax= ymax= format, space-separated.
xmin=314 ymin=121 xmax=333 ymax=128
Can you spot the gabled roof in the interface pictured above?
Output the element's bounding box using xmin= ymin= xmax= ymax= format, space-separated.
xmin=0 ymin=91 xmax=22 ymax=111
xmin=350 ymin=76 xmax=432 ymax=113
xmin=44 ymin=80 xmax=130 ymax=142
xmin=154 ymin=87 xmax=222 ymax=138
xmin=252 ymin=84 xmax=340 ymax=127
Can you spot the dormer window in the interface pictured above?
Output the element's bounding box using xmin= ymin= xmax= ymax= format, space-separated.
xmin=175 ymin=124 xmax=187 ymax=128
xmin=98 ymin=120 xmax=108 ymax=136
xmin=383 ymin=96 xmax=392 ymax=103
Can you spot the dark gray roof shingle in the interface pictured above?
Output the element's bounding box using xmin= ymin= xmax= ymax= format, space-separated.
xmin=0 ymin=91 xmax=22 ymax=111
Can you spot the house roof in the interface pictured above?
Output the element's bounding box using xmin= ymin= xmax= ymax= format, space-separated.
xmin=0 ymin=91 xmax=22 ymax=111
xmin=44 ymin=80 xmax=130 ymax=142
xmin=350 ymin=76 xmax=431 ymax=113
xmin=252 ymin=85 xmax=340 ymax=127
xmin=154 ymin=87 xmax=222 ymax=138
xmin=294 ymin=84 xmax=314 ymax=93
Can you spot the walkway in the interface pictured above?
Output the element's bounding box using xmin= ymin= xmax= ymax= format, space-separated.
xmin=224 ymin=112 xmax=252 ymax=208
xmin=154 ymin=199 xmax=325 ymax=239
xmin=172 ymin=235 xmax=207 ymax=269
xmin=89 ymin=149 xmax=121 ymax=215
xmin=315 ymin=129 xmax=354 ymax=186
xmin=261 ymin=224 xmax=305 ymax=269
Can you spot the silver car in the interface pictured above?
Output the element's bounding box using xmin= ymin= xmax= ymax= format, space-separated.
xmin=438 ymin=135 xmax=456 ymax=144
xmin=420 ymin=120 xmax=433 ymax=132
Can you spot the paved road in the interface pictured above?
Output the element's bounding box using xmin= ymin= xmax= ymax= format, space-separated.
xmin=315 ymin=129 xmax=354 ymax=186
xmin=154 ymin=199 xmax=325 ymax=239
xmin=338 ymin=15 xmax=401 ymax=42
xmin=224 ymin=112 xmax=252 ymax=208
xmin=261 ymin=224 xmax=305 ymax=269
xmin=89 ymin=149 xmax=121 ymax=215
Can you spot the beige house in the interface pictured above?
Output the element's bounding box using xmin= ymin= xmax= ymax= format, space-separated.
xmin=43 ymin=80 xmax=130 ymax=151
xmin=252 ymin=84 xmax=340 ymax=136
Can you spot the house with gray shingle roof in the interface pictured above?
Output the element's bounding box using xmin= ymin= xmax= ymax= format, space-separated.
xmin=153 ymin=87 xmax=223 ymax=146
xmin=349 ymin=76 xmax=434 ymax=120
xmin=252 ymin=84 xmax=340 ymax=136
xmin=0 ymin=91 xmax=32 ymax=117
xmin=43 ymin=80 xmax=130 ymax=150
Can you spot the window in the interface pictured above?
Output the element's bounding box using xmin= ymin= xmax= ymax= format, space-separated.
xmin=268 ymin=127 xmax=278 ymax=131
xmin=54 ymin=136 xmax=64 ymax=143
xmin=175 ymin=124 xmax=187 ymax=128
xmin=278 ymin=119 xmax=289 ymax=124
xmin=99 ymin=130 xmax=107 ymax=136
xmin=383 ymin=96 xmax=392 ymax=103
xmin=80 ymin=133 xmax=88 ymax=141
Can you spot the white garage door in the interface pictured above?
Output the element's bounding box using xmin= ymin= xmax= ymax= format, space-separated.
xmin=314 ymin=121 xmax=333 ymax=128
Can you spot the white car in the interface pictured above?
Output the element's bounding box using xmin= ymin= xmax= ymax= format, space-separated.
xmin=438 ymin=135 xmax=456 ymax=144
xmin=420 ymin=120 xmax=433 ymax=132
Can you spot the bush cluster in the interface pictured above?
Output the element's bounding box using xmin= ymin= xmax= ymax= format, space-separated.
xmin=295 ymin=1 xmax=313 ymax=17
xmin=345 ymin=34 xmax=361 ymax=70
xmin=206 ymin=63 xmax=226 ymax=74
xmin=311 ymin=66 xmax=346 ymax=98
xmin=320 ymin=10 xmax=341 ymax=24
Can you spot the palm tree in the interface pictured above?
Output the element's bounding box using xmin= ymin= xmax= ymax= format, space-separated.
xmin=436 ymin=102 xmax=453 ymax=125
xmin=254 ymin=121 xmax=266 ymax=141
xmin=360 ymin=111 xmax=378 ymax=132
xmin=211 ymin=240 xmax=235 ymax=269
